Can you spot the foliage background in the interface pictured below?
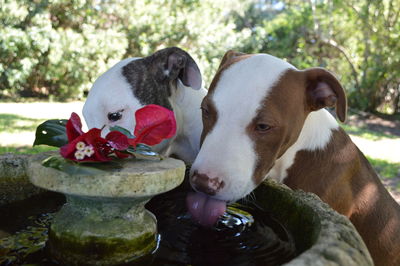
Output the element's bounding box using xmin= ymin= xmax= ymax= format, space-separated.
xmin=1 ymin=0 xmax=399 ymax=114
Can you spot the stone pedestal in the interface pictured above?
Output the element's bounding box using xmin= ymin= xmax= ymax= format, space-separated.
xmin=28 ymin=153 xmax=185 ymax=266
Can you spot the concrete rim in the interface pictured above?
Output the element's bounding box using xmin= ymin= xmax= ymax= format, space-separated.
xmin=254 ymin=179 xmax=373 ymax=266
xmin=27 ymin=152 xmax=186 ymax=198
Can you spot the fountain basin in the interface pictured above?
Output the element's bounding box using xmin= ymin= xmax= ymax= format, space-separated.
xmin=253 ymin=179 xmax=373 ymax=266
xmin=0 ymin=152 xmax=373 ymax=265
xmin=27 ymin=152 xmax=185 ymax=266
xmin=0 ymin=153 xmax=43 ymax=205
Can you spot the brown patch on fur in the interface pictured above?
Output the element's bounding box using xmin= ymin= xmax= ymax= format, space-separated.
xmin=122 ymin=47 xmax=201 ymax=110
xmin=200 ymin=51 xmax=254 ymax=145
xmin=247 ymin=69 xmax=310 ymax=185
xmin=217 ymin=50 xmax=247 ymax=69
xmin=192 ymin=171 xmax=225 ymax=195
xmin=303 ymin=67 xmax=347 ymax=122
xmin=246 ymin=67 xmax=347 ymax=185
xmin=284 ymin=129 xmax=400 ymax=266
xmin=208 ymin=52 xmax=253 ymax=95
xmin=199 ymin=96 xmax=218 ymax=146
xmin=284 ymin=129 xmax=359 ymax=215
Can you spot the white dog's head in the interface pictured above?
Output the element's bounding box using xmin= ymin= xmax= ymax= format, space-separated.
xmin=83 ymin=47 xmax=202 ymax=146
xmin=186 ymin=51 xmax=346 ymax=226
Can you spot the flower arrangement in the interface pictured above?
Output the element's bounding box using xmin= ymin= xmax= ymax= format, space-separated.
xmin=34 ymin=104 xmax=177 ymax=173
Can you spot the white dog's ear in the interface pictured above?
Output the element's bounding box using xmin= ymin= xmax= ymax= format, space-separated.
xmin=161 ymin=47 xmax=202 ymax=90
xmin=303 ymin=67 xmax=347 ymax=122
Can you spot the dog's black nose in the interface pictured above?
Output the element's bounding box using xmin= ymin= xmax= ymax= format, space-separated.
xmin=191 ymin=171 xmax=225 ymax=196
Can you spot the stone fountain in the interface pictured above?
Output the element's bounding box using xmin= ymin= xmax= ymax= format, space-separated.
xmin=27 ymin=152 xmax=185 ymax=265
xmin=0 ymin=152 xmax=373 ymax=265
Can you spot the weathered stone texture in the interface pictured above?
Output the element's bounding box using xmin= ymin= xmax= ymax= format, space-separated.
xmin=0 ymin=153 xmax=43 ymax=205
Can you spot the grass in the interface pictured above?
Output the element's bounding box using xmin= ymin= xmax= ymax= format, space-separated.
xmin=341 ymin=124 xmax=397 ymax=141
xmin=366 ymin=156 xmax=400 ymax=179
xmin=0 ymin=113 xmax=55 ymax=154
xmin=0 ymin=114 xmax=43 ymax=133
xmin=0 ymin=107 xmax=399 ymax=185
xmin=0 ymin=145 xmax=57 ymax=155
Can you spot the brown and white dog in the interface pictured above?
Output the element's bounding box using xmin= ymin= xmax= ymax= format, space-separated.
xmin=83 ymin=47 xmax=206 ymax=163
xmin=186 ymin=51 xmax=400 ymax=265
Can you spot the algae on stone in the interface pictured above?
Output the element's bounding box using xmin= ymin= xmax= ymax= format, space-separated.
xmin=255 ymin=179 xmax=373 ymax=266
xmin=0 ymin=154 xmax=43 ymax=205
xmin=27 ymin=152 xmax=186 ymax=265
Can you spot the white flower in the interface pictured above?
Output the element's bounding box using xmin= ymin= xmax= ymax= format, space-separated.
xmin=76 ymin=141 xmax=86 ymax=151
xmin=84 ymin=145 xmax=95 ymax=157
xmin=74 ymin=150 xmax=85 ymax=160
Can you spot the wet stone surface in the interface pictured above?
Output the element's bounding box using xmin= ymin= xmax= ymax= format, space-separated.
xmin=24 ymin=153 xmax=186 ymax=265
xmin=0 ymin=153 xmax=43 ymax=206
xmin=28 ymin=152 xmax=186 ymax=198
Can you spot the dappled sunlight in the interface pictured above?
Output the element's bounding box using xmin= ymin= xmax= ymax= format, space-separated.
xmin=349 ymin=135 xmax=400 ymax=163
xmin=0 ymin=102 xmax=84 ymax=120
xmin=0 ymin=132 xmax=36 ymax=147
xmin=355 ymin=182 xmax=379 ymax=211
xmin=0 ymin=102 xmax=86 ymax=148
xmin=0 ymin=145 xmax=56 ymax=155
xmin=0 ymin=114 xmax=41 ymax=133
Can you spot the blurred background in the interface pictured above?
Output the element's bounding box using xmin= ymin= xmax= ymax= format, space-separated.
xmin=1 ymin=0 xmax=399 ymax=113
xmin=0 ymin=0 xmax=399 ymax=198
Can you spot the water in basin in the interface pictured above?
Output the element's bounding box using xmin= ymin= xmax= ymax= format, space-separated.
xmin=0 ymin=186 xmax=297 ymax=265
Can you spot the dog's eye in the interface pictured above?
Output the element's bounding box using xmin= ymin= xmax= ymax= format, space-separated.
xmin=201 ymin=107 xmax=210 ymax=118
xmin=108 ymin=111 xmax=122 ymax=122
xmin=255 ymin=123 xmax=271 ymax=132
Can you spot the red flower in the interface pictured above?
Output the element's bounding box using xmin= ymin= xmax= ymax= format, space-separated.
xmin=60 ymin=105 xmax=176 ymax=162
xmin=66 ymin=112 xmax=84 ymax=140
xmin=60 ymin=113 xmax=129 ymax=162
xmin=129 ymin=104 xmax=177 ymax=147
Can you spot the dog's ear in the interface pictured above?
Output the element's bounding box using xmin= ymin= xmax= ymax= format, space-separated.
xmin=218 ymin=50 xmax=247 ymax=70
xmin=165 ymin=48 xmax=202 ymax=90
xmin=303 ymin=67 xmax=347 ymax=122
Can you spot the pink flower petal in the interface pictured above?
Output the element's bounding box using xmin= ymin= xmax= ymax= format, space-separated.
xmin=106 ymin=131 xmax=130 ymax=150
xmin=66 ymin=112 xmax=84 ymax=141
xmin=60 ymin=128 xmax=111 ymax=162
xmin=131 ymin=104 xmax=177 ymax=147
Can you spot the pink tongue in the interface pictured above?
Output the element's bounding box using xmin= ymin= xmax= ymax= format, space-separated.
xmin=186 ymin=192 xmax=227 ymax=227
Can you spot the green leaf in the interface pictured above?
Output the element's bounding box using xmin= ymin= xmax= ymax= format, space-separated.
xmin=136 ymin=143 xmax=153 ymax=151
xmin=126 ymin=147 xmax=162 ymax=161
xmin=33 ymin=119 xmax=68 ymax=148
xmin=41 ymin=156 xmax=106 ymax=175
xmin=109 ymin=125 xmax=135 ymax=138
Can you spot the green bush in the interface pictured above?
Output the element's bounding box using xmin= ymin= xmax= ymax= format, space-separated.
xmin=0 ymin=0 xmax=129 ymax=100
xmin=1 ymin=0 xmax=399 ymax=114
xmin=0 ymin=0 xmax=252 ymax=100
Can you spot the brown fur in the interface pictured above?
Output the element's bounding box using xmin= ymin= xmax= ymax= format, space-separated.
xmin=284 ymin=128 xmax=400 ymax=266
xmin=200 ymin=52 xmax=253 ymax=145
xmin=202 ymin=51 xmax=400 ymax=265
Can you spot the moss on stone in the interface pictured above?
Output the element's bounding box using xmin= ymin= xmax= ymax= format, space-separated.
xmin=255 ymin=179 xmax=373 ymax=266
xmin=49 ymin=229 xmax=156 ymax=266
xmin=0 ymin=153 xmax=43 ymax=205
xmin=25 ymin=152 xmax=185 ymax=265
xmin=28 ymin=152 xmax=186 ymax=198
xmin=48 ymin=199 xmax=158 ymax=265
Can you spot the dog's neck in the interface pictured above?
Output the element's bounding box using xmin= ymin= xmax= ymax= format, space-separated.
xmin=268 ymin=109 xmax=339 ymax=182
xmin=167 ymin=80 xmax=207 ymax=162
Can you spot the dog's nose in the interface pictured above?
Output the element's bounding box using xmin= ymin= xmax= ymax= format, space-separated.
xmin=191 ymin=171 xmax=225 ymax=196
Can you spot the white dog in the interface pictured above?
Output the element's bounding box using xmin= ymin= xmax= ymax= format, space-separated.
xmin=83 ymin=47 xmax=207 ymax=163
